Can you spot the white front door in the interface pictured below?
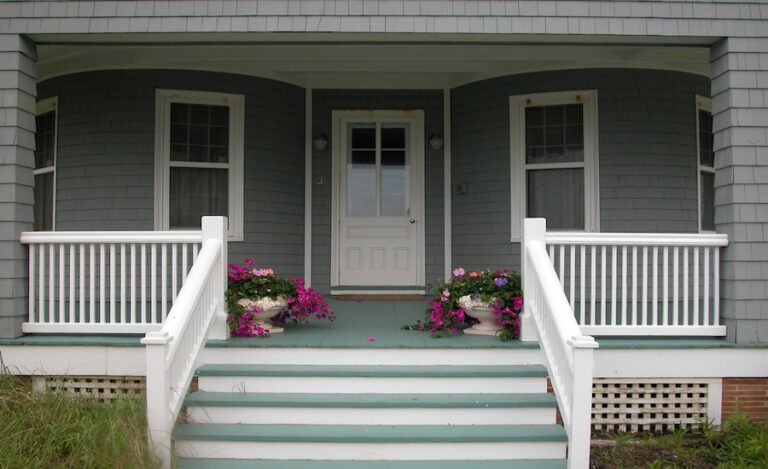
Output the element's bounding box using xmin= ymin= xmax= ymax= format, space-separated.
xmin=332 ymin=110 xmax=425 ymax=287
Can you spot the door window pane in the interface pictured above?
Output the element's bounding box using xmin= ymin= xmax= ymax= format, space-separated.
xmin=169 ymin=167 xmax=228 ymax=228
xmin=381 ymin=150 xmax=408 ymax=216
xmin=381 ymin=127 xmax=405 ymax=149
xmin=701 ymin=172 xmax=715 ymax=231
xmin=33 ymin=172 xmax=54 ymax=231
xmin=527 ymin=169 xmax=584 ymax=230
xmin=526 ymin=104 xmax=584 ymax=164
xmin=347 ymin=149 xmax=377 ymax=217
xmin=170 ymin=103 xmax=229 ymax=163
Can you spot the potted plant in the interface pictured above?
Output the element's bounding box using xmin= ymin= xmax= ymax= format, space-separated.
xmin=408 ymin=268 xmax=523 ymax=341
xmin=226 ymin=259 xmax=334 ymax=337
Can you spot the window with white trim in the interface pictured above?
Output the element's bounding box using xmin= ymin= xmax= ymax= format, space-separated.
xmin=510 ymin=90 xmax=599 ymax=239
xmin=154 ymin=90 xmax=244 ymax=240
xmin=34 ymin=97 xmax=58 ymax=231
xmin=697 ymin=96 xmax=715 ymax=232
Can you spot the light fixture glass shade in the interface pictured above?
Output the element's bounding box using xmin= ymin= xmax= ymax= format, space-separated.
xmin=429 ymin=133 xmax=444 ymax=151
xmin=313 ymin=134 xmax=328 ymax=151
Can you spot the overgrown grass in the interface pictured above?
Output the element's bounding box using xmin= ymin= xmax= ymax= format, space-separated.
xmin=0 ymin=373 xmax=158 ymax=469
xmin=591 ymin=415 xmax=768 ymax=468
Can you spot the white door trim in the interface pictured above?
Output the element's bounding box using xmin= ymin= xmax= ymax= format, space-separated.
xmin=331 ymin=109 xmax=426 ymax=287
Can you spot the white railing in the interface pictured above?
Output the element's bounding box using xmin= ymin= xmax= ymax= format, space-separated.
xmin=546 ymin=232 xmax=728 ymax=336
xmin=20 ymin=230 xmax=202 ymax=333
xmin=522 ymin=219 xmax=597 ymax=469
xmin=142 ymin=217 xmax=229 ymax=469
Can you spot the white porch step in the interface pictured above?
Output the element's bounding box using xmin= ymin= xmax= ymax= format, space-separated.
xmin=195 ymin=364 xmax=549 ymax=394
xmin=184 ymin=392 xmax=557 ymax=425
xmin=173 ymin=424 xmax=568 ymax=461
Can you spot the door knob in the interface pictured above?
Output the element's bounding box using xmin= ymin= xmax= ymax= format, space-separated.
xmin=409 ymin=219 xmax=416 ymax=224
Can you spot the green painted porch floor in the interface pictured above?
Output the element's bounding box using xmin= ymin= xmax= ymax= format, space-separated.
xmin=1 ymin=298 xmax=763 ymax=349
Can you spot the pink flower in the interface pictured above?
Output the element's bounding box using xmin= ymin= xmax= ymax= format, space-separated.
xmin=243 ymin=258 xmax=255 ymax=265
xmin=367 ymin=336 xmax=376 ymax=342
xmin=442 ymin=289 xmax=450 ymax=298
xmin=469 ymin=271 xmax=479 ymax=277
xmin=452 ymin=267 xmax=465 ymax=277
xmin=252 ymin=268 xmax=274 ymax=277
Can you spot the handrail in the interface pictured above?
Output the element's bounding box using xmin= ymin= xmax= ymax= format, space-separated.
xmin=141 ymin=217 xmax=229 ymax=469
xmin=21 ymin=231 xmax=202 ymax=244
xmin=545 ymin=231 xmax=728 ymax=247
xmin=522 ymin=218 xmax=597 ymax=469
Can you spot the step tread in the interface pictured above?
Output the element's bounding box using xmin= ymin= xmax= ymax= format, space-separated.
xmin=174 ymin=424 xmax=568 ymax=443
xmin=184 ymin=391 xmax=557 ymax=408
xmin=176 ymin=459 xmax=568 ymax=469
xmin=196 ymin=364 xmax=548 ymax=378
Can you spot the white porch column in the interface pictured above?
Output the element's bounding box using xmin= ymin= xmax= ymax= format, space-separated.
xmin=0 ymin=35 xmax=36 ymax=338
xmin=711 ymin=38 xmax=768 ymax=343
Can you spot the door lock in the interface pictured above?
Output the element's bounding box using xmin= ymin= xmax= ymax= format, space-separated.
xmin=409 ymin=219 xmax=416 ymax=224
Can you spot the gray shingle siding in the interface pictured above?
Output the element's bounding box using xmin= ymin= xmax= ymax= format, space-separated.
xmin=0 ymin=34 xmax=35 ymax=338
xmin=311 ymin=89 xmax=444 ymax=292
xmin=37 ymin=69 xmax=306 ymax=278
xmin=451 ymin=68 xmax=709 ymax=273
xmin=711 ymin=38 xmax=768 ymax=343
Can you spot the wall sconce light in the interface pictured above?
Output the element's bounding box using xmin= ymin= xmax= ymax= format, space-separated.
xmin=429 ymin=132 xmax=444 ymax=151
xmin=313 ymin=133 xmax=328 ymax=151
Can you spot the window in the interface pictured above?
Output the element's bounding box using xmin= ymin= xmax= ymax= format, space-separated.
xmin=697 ymin=96 xmax=715 ymax=232
xmin=34 ymin=97 xmax=58 ymax=231
xmin=510 ymin=90 xmax=599 ymax=239
xmin=154 ymin=90 xmax=244 ymax=240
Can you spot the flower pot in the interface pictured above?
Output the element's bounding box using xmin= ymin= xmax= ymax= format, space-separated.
xmin=458 ymin=295 xmax=502 ymax=336
xmin=239 ymin=297 xmax=287 ymax=334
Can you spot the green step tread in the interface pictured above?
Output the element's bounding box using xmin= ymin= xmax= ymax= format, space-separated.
xmin=174 ymin=424 xmax=568 ymax=443
xmin=195 ymin=364 xmax=548 ymax=378
xmin=176 ymin=459 xmax=567 ymax=469
xmin=184 ymin=392 xmax=557 ymax=408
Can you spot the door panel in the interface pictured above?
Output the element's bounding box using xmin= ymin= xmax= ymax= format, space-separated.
xmin=335 ymin=113 xmax=424 ymax=287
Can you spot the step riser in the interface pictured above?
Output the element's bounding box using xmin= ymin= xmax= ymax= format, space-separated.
xmin=198 ymin=377 xmax=547 ymax=394
xmin=186 ymin=407 xmax=556 ymax=426
xmin=201 ymin=348 xmax=544 ymax=366
xmin=175 ymin=441 xmax=567 ymax=460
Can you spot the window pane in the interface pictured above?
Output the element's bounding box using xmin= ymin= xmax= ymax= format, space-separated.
xmin=34 ymin=172 xmax=54 ymax=231
xmin=381 ymin=150 xmax=408 ymax=216
xmin=170 ymin=103 xmax=229 ymax=163
xmin=35 ymin=111 xmax=56 ymax=169
xmin=701 ymin=172 xmax=715 ymax=231
xmin=351 ymin=127 xmax=375 ymax=149
xmin=527 ymin=169 xmax=584 ymax=230
xmin=526 ymin=104 xmax=584 ymax=165
xmin=347 ymin=149 xmax=377 ymax=217
xmin=169 ymin=168 xmax=228 ymax=229
xmin=381 ymin=127 xmax=405 ymax=149
xmin=699 ymin=110 xmax=714 ymax=167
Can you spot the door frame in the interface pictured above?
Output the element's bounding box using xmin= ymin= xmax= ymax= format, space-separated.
xmin=330 ymin=109 xmax=426 ymax=288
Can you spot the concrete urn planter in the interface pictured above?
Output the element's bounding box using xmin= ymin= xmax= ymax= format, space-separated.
xmin=458 ymin=295 xmax=501 ymax=336
xmin=239 ymin=297 xmax=288 ymax=334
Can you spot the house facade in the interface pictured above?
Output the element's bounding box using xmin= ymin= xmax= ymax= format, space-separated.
xmin=0 ymin=1 xmax=767 ymax=467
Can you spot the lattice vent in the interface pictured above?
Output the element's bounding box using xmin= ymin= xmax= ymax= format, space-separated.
xmin=33 ymin=376 xmax=146 ymax=401
xmin=592 ymin=379 xmax=709 ymax=433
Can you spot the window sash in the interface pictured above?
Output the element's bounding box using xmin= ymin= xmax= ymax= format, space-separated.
xmin=33 ymin=97 xmax=58 ymax=231
xmin=696 ymin=96 xmax=714 ymax=232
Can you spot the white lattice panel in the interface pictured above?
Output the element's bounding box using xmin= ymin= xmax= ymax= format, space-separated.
xmin=592 ymin=379 xmax=710 ymax=432
xmin=33 ymin=375 xmax=145 ymax=401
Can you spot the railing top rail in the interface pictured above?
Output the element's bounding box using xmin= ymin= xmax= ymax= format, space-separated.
xmin=526 ymin=240 xmax=598 ymax=352
xmin=142 ymin=238 xmax=221 ymax=357
xmin=20 ymin=230 xmax=203 ymax=244
xmin=545 ymin=231 xmax=728 ymax=247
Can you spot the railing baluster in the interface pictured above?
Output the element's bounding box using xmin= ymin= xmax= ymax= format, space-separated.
xmin=89 ymin=244 xmax=95 ymax=323
xmin=642 ymin=246 xmax=648 ymax=326
xmin=694 ymin=247 xmax=700 ymax=326
xmin=621 ymin=246 xmax=627 ymax=326
xmin=559 ymin=244 xmax=565 ymax=286
xmin=131 ymin=244 xmax=136 ymax=324
xmin=39 ymin=245 xmax=45 ymax=322
xmin=161 ymin=244 xmax=168 ymax=321
xmin=120 ymin=243 xmax=126 ymax=324
xmin=28 ymin=244 xmax=35 ymax=323
xmin=673 ymin=247 xmax=679 ymax=326
xmin=714 ymin=247 xmax=720 ymax=327
xmin=590 ymin=245 xmax=596 ymax=326
xmin=704 ymin=247 xmax=710 ymax=326
xmin=652 ymin=247 xmax=658 ymax=326
xmin=172 ymin=243 xmax=178 ymax=302
xmin=151 ymin=244 xmax=157 ymax=323
xmin=663 ymin=247 xmax=669 ymax=326
xmin=69 ymin=244 xmax=75 ymax=323
xmin=59 ymin=244 xmax=65 ymax=322
xmin=601 ymin=246 xmax=607 ymax=326
xmin=579 ymin=245 xmax=586 ymax=324
xmin=142 ymin=244 xmax=147 ymax=323
xmin=631 ymin=246 xmax=637 ymax=326
xmin=683 ymin=247 xmax=689 ymax=326
xmin=110 ymin=244 xmax=116 ymax=324
xmin=100 ymin=243 xmax=106 ymax=324
xmin=48 ymin=244 xmax=54 ymax=323
xmin=79 ymin=244 xmax=85 ymax=323
xmin=182 ymin=244 xmax=189 ymax=282
xmin=569 ymin=245 xmax=575 ymax=310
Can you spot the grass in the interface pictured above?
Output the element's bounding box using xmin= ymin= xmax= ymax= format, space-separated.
xmin=591 ymin=415 xmax=768 ymax=468
xmin=0 ymin=373 xmax=158 ymax=469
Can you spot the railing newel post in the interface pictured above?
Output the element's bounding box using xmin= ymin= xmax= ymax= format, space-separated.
xmin=201 ymin=216 xmax=229 ymax=341
xmin=521 ymin=218 xmax=547 ymax=342
xmin=141 ymin=331 xmax=172 ymax=469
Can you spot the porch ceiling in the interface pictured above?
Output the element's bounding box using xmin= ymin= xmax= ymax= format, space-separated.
xmin=37 ymin=41 xmax=710 ymax=89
